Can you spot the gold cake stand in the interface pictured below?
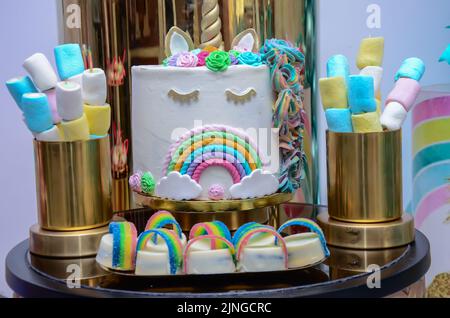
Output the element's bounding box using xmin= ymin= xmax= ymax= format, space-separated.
xmin=130 ymin=192 xmax=293 ymax=231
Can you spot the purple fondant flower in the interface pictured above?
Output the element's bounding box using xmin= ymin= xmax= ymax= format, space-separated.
xmin=176 ymin=52 xmax=198 ymax=67
xmin=129 ymin=172 xmax=143 ymax=193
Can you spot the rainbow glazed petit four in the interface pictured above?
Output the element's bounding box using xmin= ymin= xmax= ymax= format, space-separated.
xmin=134 ymin=211 xmax=186 ymax=275
xmin=135 ymin=229 xmax=183 ymax=276
xmin=233 ymin=223 xmax=288 ymax=272
xmin=277 ymin=218 xmax=330 ymax=269
xmin=183 ymin=222 xmax=236 ymax=275
xmin=96 ymin=222 xmax=137 ymax=271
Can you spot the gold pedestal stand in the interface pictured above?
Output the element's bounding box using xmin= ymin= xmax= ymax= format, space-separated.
xmin=133 ymin=193 xmax=293 ymax=231
xmin=29 ymin=137 xmax=113 ymax=258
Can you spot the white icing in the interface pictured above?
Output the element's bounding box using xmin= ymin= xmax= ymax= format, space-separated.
xmin=155 ymin=171 xmax=203 ymax=200
xmin=229 ymin=169 xmax=279 ymax=199
xmin=132 ymin=65 xmax=279 ymax=200
xmin=238 ymin=246 xmax=285 ymax=272
xmin=284 ymin=233 xmax=326 ymax=269
xmin=185 ymin=249 xmax=236 ymax=275
xmin=96 ymin=234 xmax=113 ymax=269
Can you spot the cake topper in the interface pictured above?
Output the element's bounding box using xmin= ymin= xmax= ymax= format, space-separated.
xmin=165 ymin=26 xmax=195 ymax=58
xmin=231 ymin=29 xmax=260 ymax=53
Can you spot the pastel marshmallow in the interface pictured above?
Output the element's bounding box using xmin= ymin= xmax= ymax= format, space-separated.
xmin=45 ymin=89 xmax=62 ymax=124
xmin=395 ymin=57 xmax=425 ymax=82
xmin=56 ymin=81 xmax=84 ymax=121
xmin=54 ymin=44 xmax=85 ymax=80
xmin=380 ymin=101 xmax=408 ymax=131
xmin=376 ymin=98 xmax=382 ymax=115
xmin=23 ymin=53 xmax=58 ymax=91
xmin=356 ymin=37 xmax=384 ymax=69
xmin=386 ymin=77 xmax=421 ymax=111
xmin=359 ymin=66 xmax=383 ymax=94
xmin=61 ymin=113 xmax=90 ymax=141
xmin=35 ymin=125 xmax=63 ymax=142
xmin=82 ymin=68 xmax=107 ymax=106
xmin=21 ymin=93 xmax=54 ymax=133
xmin=325 ymin=108 xmax=353 ymax=133
xmin=319 ymin=77 xmax=348 ymax=109
xmin=84 ymin=104 xmax=112 ymax=136
xmin=327 ymin=55 xmax=349 ymax=81
xmin=5 ymin=76 xmax=38 ymax=110
xmin=351 ymin=112 xmax=383 ymax=133
xmin=348 ymin=75 xmax=376 ymax=114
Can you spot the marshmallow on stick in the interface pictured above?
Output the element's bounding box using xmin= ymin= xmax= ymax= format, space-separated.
xmin=54 ymin=44 xmax=85 ymax=80
xmin=23 ymin=53 xmax=58 ymax=92
xmin=82 ymin=68 xmax=107 ymax=106
xmin=21 ymin=93 xmax=54 ymax=134
xmin=35 ymin=125 xmax=63 ymax=142
xmin=56 ymin=81 xmax=84 ymax=121
xmin=356 ymin=37 xmax=384 ymax=70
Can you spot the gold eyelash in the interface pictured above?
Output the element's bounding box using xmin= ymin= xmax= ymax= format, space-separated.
xmin=226 ymin=88 xmax=257 ymax=103
xmin=168 ymin=89 xmax=200 ymax=102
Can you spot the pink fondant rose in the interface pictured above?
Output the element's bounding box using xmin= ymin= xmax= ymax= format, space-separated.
xmin=197 ymin=51 xmax=210 ymax=66
xmin=176 ymin=52 xmax=199 ymax=67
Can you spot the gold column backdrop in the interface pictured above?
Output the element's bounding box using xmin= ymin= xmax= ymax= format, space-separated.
xmin=59 ymin=0 xmax=317 ymax=210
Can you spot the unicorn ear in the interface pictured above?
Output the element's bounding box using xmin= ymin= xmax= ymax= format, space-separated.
xmin=165 ymin=26 xmax=194 ymax=57
xmin=231 ymin=29 xmax=260 ymax=53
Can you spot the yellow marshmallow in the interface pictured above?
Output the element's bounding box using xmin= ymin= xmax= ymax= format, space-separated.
xmin=84 ymin=104 xmax=111 ymax=136
xmin=356 ymin=37 xmax=384 ymax=69
xmin=319 ymin=77 xmax=348 ymax=109
xmin=61 ymin=114 xmax=90 ymax=141
xmin=376 ymin=98 xmax=382 ymax=115
xmin=55 ymin=124 xmax=65 ymax=141
xmin=352 ymin=112 xmax=383 ymax=133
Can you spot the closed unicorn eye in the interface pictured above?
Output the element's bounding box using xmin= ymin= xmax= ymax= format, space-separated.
xmin=168 ymin=89 xmax=200 ymax=102
xmin=225 ymin=88 xmax=257 ymax=103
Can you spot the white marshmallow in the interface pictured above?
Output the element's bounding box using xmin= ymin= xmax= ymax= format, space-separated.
xmin=35 ymin=125 xmax=62 ymax=142
xmin=67 ymin=73 xmax=83 ymax=87
xmin=56 ymin=81 xmax=84 ymax=121
xmin=82 ymin=68 xmax=107 ymax=106
xmin=23 ymin=53 xmax=58 ymax=91
xmin=360 ymin=66 xmax=383 ymax=95
xmin=380 ymin=101 xmax=408 ymax=131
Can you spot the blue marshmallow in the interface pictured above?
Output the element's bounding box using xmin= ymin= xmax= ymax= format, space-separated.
xmin=394 ymin=57 xmax=425 ymax=82
xmin=325 ymin=108 xmax=353 ymax=133
xmin=22 ymin=93 xmax=54 ymax=133
xmin=54 ymin=44 xmax=85 ymax=80
xmin=348 ymin=75 xmax=376 ymax=114
xmin=5 ymin=76 xmax=38 ymax=110
xmin=327 ymin=55 xmax=349 ymax=81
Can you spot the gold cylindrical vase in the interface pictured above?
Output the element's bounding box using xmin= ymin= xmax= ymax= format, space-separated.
xmin=326 ymin=130 xmax=403 ymax=223
xmin=34 ymin=137 xmax=112 ymax=231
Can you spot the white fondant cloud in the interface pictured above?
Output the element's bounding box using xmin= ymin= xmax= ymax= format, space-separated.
xmin=229 ymin=169 xmax=279 ymax=199
xmin=155 ymin=172 xmax=203 ymax=200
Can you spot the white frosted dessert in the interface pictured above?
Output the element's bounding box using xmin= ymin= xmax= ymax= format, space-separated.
xmin=238 ymin=246 xmax=286 ymax=272
xmin=96 ymin=233 xmax=113 ymax=269
xmin=132 ymin=65 xmax=279 ymax=200
xmin=284 ymin=233 xmax=326 ymax=268
xmin=135 ymin=234 xmax=186 ymax=276
xmin=183 ymin=236 xmax=236 ymax=275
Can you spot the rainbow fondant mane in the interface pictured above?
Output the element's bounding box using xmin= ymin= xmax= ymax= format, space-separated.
xmin=162 ymin=125 xmax=264 ymax=184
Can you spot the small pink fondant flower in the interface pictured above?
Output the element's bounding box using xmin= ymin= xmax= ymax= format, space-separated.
xmin=176 ymin=52 xmax=198 ymax=67
xmin=197 ymin=51 xmax=210 ymax=66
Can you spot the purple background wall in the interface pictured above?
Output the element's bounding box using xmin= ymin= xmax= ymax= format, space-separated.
xmin=0 ymin=0 xmax=59 ymax=296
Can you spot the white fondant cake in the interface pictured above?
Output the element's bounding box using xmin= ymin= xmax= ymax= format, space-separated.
xmin=132 ymin=65 xmax=279 ymax=200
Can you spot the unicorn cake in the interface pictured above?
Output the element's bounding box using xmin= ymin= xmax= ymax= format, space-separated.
xmin=130 ymin=28 xmax=305 ymax=201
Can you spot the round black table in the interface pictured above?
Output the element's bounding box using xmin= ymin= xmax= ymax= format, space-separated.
xmin=6 ymin=230 xmax=430 ymax=298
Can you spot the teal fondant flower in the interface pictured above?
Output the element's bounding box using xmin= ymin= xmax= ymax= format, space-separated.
xmin=237 ymin=52 xmax=262 ymax=66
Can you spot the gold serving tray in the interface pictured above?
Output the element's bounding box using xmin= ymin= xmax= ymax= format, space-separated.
xmin=134 ymin=192 xmax=293 ymax=212
xmin=97 ymin=257 xmax=328 ymax=280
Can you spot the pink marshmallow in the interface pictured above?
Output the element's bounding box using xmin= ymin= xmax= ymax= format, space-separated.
xmin=45 ymin=89 xmax=62 ymax=124
xmin=385 ymin=77 xmax=421 ymax=111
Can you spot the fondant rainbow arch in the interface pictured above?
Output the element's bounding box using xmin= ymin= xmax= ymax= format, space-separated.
xmin=163 ymin=125 xmax=264 ymax=183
